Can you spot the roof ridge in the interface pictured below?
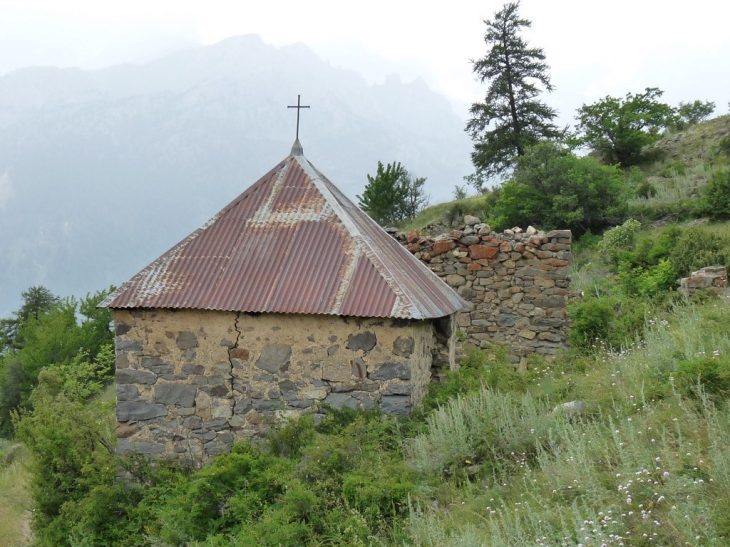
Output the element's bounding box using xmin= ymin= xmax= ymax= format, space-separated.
xmin=293 ymin=155 xmax=416 ymax=317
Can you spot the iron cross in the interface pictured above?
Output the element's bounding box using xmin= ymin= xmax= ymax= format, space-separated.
xmin=287 ymin=95 xmax=310 ymax=140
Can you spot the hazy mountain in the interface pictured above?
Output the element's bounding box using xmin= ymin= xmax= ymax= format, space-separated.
xmin=0 ymin=34 xmax=472 ymax=316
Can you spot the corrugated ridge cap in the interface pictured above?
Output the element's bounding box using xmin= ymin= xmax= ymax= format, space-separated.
xmin=295 ymin=155 xmax=467 ymax=319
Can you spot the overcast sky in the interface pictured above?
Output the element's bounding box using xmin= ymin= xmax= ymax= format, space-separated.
xmin=2 ymin=0 xmax=729 ymax=125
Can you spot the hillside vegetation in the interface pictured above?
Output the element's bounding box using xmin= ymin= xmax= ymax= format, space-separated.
xmin=1 ymin=116 xmax=730 ymax=546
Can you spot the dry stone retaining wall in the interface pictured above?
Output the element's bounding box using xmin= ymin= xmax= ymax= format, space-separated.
xmin=679 ymin=266 xmax=727 ymax=296
xmin=394 ymin=217 xmax=572 ymax=366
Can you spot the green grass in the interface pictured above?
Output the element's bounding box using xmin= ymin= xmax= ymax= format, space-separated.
xmin=0 ymin=440 xmax=32 ymax=547
xmin=406 ymin=295 xmax=730 ymax=546
xmin=398 ymin=195 xmax=490 ymax=233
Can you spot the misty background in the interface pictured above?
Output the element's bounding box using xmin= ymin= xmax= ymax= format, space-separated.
xmin=0 ymin=36 xmax=472 ymax=316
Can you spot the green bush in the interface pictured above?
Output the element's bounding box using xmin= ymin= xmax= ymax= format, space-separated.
xmin=420 ymin=348 xmax=526 ymax=413
xmin=13 ymin=369 xmax=117 ymax=546
xmin=596 ymin=219 xmax=641 ymax=262
xmin=669 ymin=227 xmax=730 ymax=277
xmin=701 ymin=169 xmax=730 ymax=220
xmin=567 ymin=297 xmax=617 ymax=349
xmin=487 ymin=142 xmax=628 ymax=235
xmin=675 ymin=354 xmax=730 ymax=400
xmin=617 ymin=259 xmax=677 ymax=297
xmin=636 ymin=179 xmax=657 ymax=198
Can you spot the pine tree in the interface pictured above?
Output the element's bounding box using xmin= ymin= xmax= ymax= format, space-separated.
xmin=466 ymin=1 xmax=559 ymax=183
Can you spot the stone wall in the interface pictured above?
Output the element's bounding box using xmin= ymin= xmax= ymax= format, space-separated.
xmin=393 ymin=217 xmax=572 ymax=366
xmin=113 ymin=309 xmax=437 ymax=465
xmin=679 ymin=266 xmax=728 ymax=296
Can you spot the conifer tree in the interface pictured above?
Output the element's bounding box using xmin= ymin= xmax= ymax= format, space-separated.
xmin=466 ymin=1 xmax=559 ymax=183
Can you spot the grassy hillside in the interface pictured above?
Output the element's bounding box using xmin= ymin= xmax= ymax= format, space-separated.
xmin=4 ymin=116 xmax=730 ymax=546
xmin=0 ymin=440 xmax=32 ymax=546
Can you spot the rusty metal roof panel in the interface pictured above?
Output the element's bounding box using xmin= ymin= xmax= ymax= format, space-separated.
xmin=340 ymin=255 xmax=398 ymax=317
xmin=104 ymin=149 xmax=467 ymax=319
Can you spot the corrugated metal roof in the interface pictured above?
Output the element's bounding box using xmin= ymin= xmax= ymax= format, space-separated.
xmin=103 ymin=147 xmax=467 ymax=319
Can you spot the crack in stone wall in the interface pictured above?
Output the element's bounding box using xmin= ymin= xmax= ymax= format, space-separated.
xmin=113 ymin=310 xmax=444 ymax=464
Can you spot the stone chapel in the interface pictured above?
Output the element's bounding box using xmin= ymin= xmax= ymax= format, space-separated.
xmin=102 ymin=138 xmax=466 ymax=464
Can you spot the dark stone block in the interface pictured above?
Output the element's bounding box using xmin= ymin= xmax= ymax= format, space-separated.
xmin=182 ymin=364 xmax=206 ymax=375
xmin=495 ymin=314 xmax=516 ymax=327
xmin=347 ymin=332 xmax=377 ymax=352
xmin=183 ymin=416 xmax=202 ymax=430
xmin=323 ymin=392 xmax=358 ymax=410
xmin=116 ymin=339 xmax=142 ymax=352
xmin=256 ymin=344 xmax=292 ymax=373
xmin=201 ymin=384 xmax=229 ymax=397
xmin=204 ymin=442 xmax=231 ymax=456
xmin=117 ymin=384 xmax=140 ymax=402
xmin=116 ymin=439 xmax=165 ymax=455
xmin=115 ymin=323 xmax=132 ymax=336
xmin=370 ymin=362 xmax=411 ymax=381
xmin=283 ymin=391 xmax=299 ymax=401
xmin=381 ymin=395 xmax=410 ymax=415
xmin=254 ymin=372 xmax=275 ymax=382
xmin=117 ymin=401 xmax=168 ymax=421
xmin=384 ymin=382 xmax=412 ymax=396
xmin=220 ymin=339 xmax=235 ymax=348
xmin=205 ymin=418 xmax=230 ymax=431
xmin=190 ymin=431 xmax=217 ymax=441
xmin=154 ymin=384 xmax=197 ymax=407
xmin=354 ymin=393 xmax=377 ymax=410
xmin=234 ymin=398 xmax=253 ymax=414
xmin=392 ymin=336 xmax=414 ymax=358
xmin=253 ymin=399 xmax=285 ymax=411
xmin=176 ymin=331 xmax=199 ymax=350
xmin=327 ymin=344 xmax=339 ymax=357
xmin=278 ymin=380 xmax=297 ymax=392
xmin=116 ymin=369 xmax=156 ymax=385
xmin=288 ymin=399 xmax=314 ymax=408
xmin=141 ymin=357 xmax=174 ymax=376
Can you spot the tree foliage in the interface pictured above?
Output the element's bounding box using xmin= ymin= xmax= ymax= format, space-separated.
xmin=575 ymin=87 xmax=677 ymax=168
xmin=0 ymin=287 xmax=114 ymax=436
xmin=357 ymin=161 xmax=429 ymax=226
xmin=466 ymin=1 xmax=560 ymax=182
xmin=487 ymin=142 xmax=627 ymax=235
xmin=676 ymin=100 xmax=715 ymax=128
xmin=0 ymin=286 xmax=58 ymax=353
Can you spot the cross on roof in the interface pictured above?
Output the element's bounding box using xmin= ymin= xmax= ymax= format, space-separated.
xmin=287 ymin=95 xmax=310 ymax=141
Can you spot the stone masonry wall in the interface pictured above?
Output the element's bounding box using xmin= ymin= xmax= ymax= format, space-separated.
xmin=393 ymin=217 xmax=572 ymax=367
xmin=113 ymin=309 xmax=435 ymax=466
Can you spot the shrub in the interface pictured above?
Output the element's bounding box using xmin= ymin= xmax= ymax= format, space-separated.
xmin=596 ymin=219 xmax=641 ymax=263
xmin=668 ymin=227 xmax=730 ymax=277
xmin=490 ymin=142 xmax=627 ymax=235
xmin=13 ymin=369 xmax=116 ymax=546
xmin=617 ymin=259 xmax=677 ymax=297
xmin=701 ymin=169 xmax=730 ymax=220
xmin=420 ymin=348 xmax=526 ymax=413
xmin=567 ymin=297 xmax=617 ymax=349
xmin=636 ymin=179 xmax=657 ymax=198
xmin=675 ymin=354 xmax=730 ymax=400
xmin=487 ymin=142 xmax=628 ymax=235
